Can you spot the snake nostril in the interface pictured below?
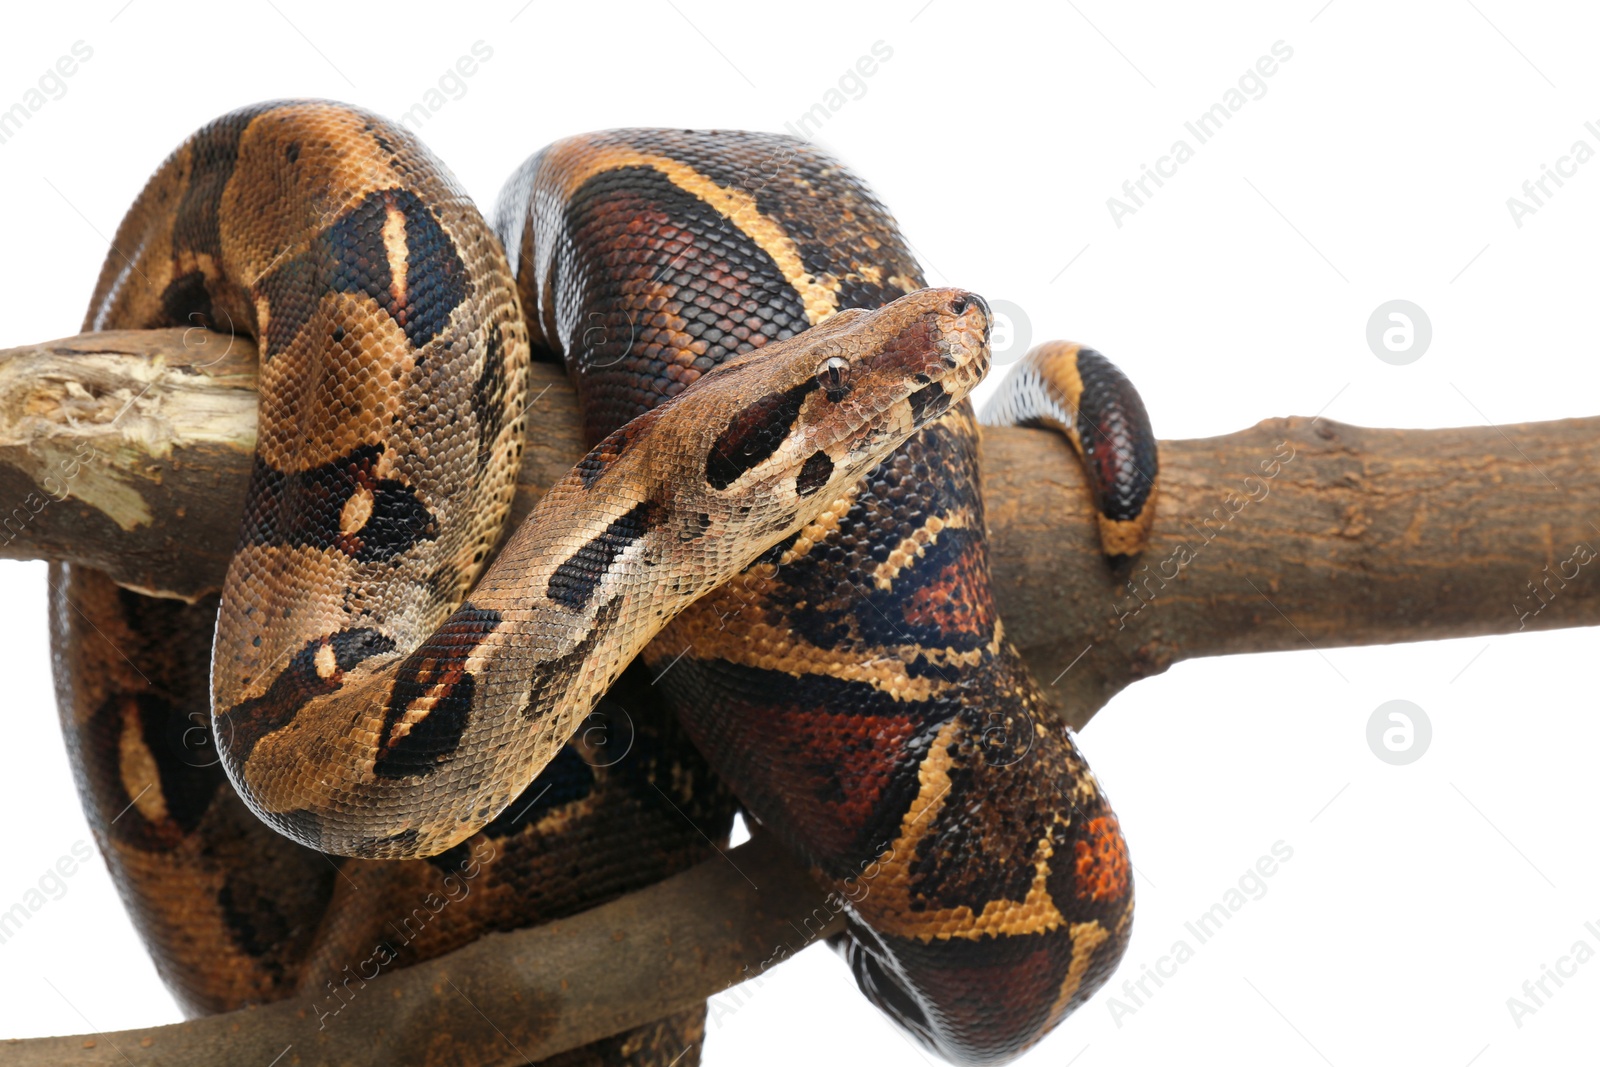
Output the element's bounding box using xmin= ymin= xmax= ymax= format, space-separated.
xmin=950 ymin=292 xmax=990 ymax=322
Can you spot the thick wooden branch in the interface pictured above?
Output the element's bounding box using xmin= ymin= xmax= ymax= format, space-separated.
xmin=983 ymin=411 xmax=1600 ymax=721
xmin=5 ymin=328 xmax=1598 ymax=1061
xmin=1 ymin=833 xmax=844 ymax=1065
xmin=4 ymin=329 xmax=1597 ymax=724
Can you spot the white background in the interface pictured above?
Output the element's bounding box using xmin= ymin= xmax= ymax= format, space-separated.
xmin=2 ymin=2 xmax=1598 ymax=1064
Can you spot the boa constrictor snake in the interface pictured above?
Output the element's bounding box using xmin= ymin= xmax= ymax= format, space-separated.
xmin=52 ymin=101 xmax=1158 ymax=1066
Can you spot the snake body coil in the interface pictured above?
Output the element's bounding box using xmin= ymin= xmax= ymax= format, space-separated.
xmin=495 ymin=129 xmax=1148 ymax=1063
xmin=52 ymin=103 xmax=1158 ymax=1065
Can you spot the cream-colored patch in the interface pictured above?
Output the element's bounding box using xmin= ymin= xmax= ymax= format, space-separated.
xmin=174 ymin=250 xmax=221 ymax=285
xmin=340 ymin=485 xmax=375 ymax=536
xmin=901 ymin=717 xmax=959 ymax=836
xmin=1048 ymin=920 xmax=1112 ymax=1020
xmin=253 ymin=294 xmax=272 ymax=346
xmin=1097 ymin=500 xmax=1157 ymax=557
xmin=380 ymin=704 xmax=429 ymax=750
xmin=662 ymin=563 xmax=1004 ymax=701
xmin=671 ymin=615 xmax=950 ymax=702
xmin=664 ymin=501 xmax=1006 ymax=699
xmin=871 ymin=508 xmax=972 ymax=590
xmin=1040 ymin=342 xmax=1085 ymax=411
xmin=553 ymin=143 xmax=840 ymax=324
xmin=118 ymin=705 xmax=169 ymax=824
xmin=778 ymin=487 xmax=858 ymax=565
xmin=382 ymin=201 xmax=409 ymax=310
xmin=355 ymin=622 xmax=515 ymax=760
xmin=1064 ymin=765 xmax=1103 ymax=808
xmin=314 ymin=642 xmax=339 ymax=680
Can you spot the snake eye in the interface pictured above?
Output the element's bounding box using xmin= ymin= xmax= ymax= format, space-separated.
xmin=816 ymin=356 xmax=851 ymax=400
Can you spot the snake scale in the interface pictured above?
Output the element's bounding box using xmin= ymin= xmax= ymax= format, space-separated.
xmin=51 ymin=101 xmax=1158 ymax=1066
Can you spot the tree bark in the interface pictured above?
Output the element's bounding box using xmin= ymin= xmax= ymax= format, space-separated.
xmin=2 ymin=327 xmax=1597 ymax=1061
xmin=3 ymin=329 xmax=1595 ymax=723
xmin=0 ymin=833 xmax=845 ymax=1066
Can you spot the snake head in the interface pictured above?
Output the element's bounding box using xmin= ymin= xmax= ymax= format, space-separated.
xmin=674 ymin=287 xmax=991 ymax=527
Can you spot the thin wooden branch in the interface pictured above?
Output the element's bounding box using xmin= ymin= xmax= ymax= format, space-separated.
xmin=1 ymin=833 xmax=844 ymax=1065
xmin=4 ymin=329 xmax=1596 ymax=724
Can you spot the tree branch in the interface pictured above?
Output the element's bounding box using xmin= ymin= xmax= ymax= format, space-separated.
xmin=1 ymin=833 xmax=844 ymax=1065
xmin=980 ymin=408 xmax=1600 ymax=722
xmin=4 ymin=329 xmax=1596 ymax=724
xmin=3 ymin=328 xmax=1597 ymax=1060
